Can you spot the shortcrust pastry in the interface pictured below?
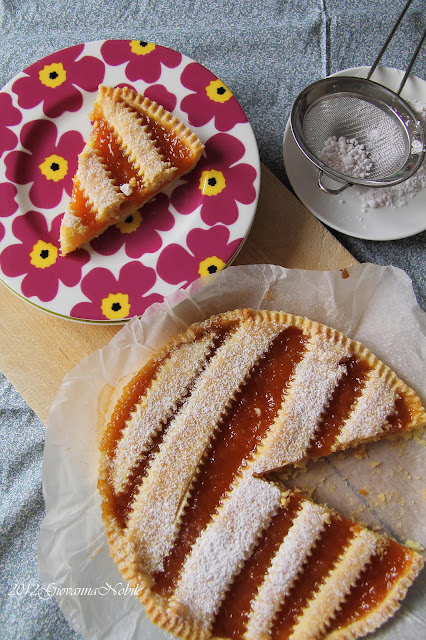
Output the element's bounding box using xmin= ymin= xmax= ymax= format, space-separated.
xmin=98 ymin=309 xmax=425 ymax=640
xmin=60 ymin=85 xmax=204 ymax=254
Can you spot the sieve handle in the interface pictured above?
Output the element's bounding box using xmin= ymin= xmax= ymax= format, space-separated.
xmin=367 ymin=0 xmax=413 ymax=82
xmin=317 ymin=170 xmax=350 ymax=195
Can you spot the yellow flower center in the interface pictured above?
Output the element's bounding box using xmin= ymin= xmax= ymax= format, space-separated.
xmin=199 ymin=169 xmax=226 ymax=196
xmin=39 ymin=62 xmax=67 ymax=88
xmin=129 ymin=40 xmax=156 ymax=55
xmin=198 ymin=256 xmax=226 ymax=277
xmin=116 ymin=211 xmax=142 ymax=234
xmin=101 ymin=293 xmax=130 ymax=320
xmin=39 ymin=155 xmax=68 ymax=182
xmin=205 ymin=79 xmax=233 ymax=103
xmin=29 ymin=240 xmax=58 ymax=269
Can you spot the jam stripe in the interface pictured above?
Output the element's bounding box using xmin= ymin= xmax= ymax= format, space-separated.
xmin=125 ymin=319 xmax=283 ymax=573
xmin=245 ymin=500 xmax=330 ymax=640
xmin=95 ymin=86 xmax=175 ymax=186
xmin=306 ymin=357 xmax=371 ymax=458
xmin=90 ymin=113 xmax=144 ymax=191
xmin=170 ymin=472 xmax=281 ymax=632
xmin=289 ymin=530 xmax=379 ymax=640
xmin=326 ymin=540 xmax=423 ymax=639
xmin=211 ymin=492 xmax=304 ymax=640
xmin=269 ymin=515 xmax=358 ymax=640
xmin=254 ymin=328 xmax=352 ymax=475
xmin=111 ymin=333 xmax=217 ymax=494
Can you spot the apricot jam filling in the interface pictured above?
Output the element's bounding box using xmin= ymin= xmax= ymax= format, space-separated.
xmin=326 ymin=539 xmax=415 ymax=633
xmin=306 ymin=357 xmax=371 ymax=458
xmin=269 ymin=516 xmax=358 ymax=640
xmin=128 ymin=103 xmax=194 ymax=172
xmin=386 ymin=394 xmax=415 ymax=433
xmin=92 ymin=112 xmax=145 ymax=191
xmin=212 ymin=493 xmax=304 ymax=640
xmin=69 ymin=181 xmax=99 ymax=230
xmin=152 ymin=327 xmax=307 ymax=595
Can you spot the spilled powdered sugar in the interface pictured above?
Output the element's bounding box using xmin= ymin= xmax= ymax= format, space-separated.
xmin=356 ymin=99 xmax=426 ymax=210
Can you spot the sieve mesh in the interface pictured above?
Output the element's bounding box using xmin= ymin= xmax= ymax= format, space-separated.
xmin=302 ymin=95 xmax=409 ymax=180
xmin=290 ymin=3 xmax=425 ymax=191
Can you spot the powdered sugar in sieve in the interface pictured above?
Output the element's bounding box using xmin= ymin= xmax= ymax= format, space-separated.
xmin=319 ymin=136 xmax=373 ymax=180
xmin=302 ymin=94 xmax=408 ymax=181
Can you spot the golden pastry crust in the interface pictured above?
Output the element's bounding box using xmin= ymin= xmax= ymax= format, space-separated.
xmin=60 ymin=85 xmax=204 ymax=255
xmin=98 ymin=309 xmax=425 ymax=640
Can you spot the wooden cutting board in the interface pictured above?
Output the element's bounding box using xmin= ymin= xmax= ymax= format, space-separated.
xmin=0 ymin=164 xmax=357 ymax=424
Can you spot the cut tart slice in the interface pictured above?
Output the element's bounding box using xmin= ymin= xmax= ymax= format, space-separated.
xmin=97 ymin=309 xmax=425 ymax=640
xmin=60 ymin=85 xmax=204 ymax=254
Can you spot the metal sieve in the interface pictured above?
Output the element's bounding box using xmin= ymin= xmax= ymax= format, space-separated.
xmin=290 ymin=0 xmax=426 ymax=194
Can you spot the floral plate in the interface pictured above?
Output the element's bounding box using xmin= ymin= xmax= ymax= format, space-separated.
xmin=0 ymin=40 xmax=260 ymax=323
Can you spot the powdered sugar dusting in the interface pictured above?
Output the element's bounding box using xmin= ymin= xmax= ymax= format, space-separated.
xmin=357 ymin=100 xmax=426 ymax=209
xmin=125 ymin=321 xmax=282 ymax=573
xmin=336 ymin=370 xmax=396 ymax=447
xmin=246 ymin=501 xmax=329 ymax=640
xmin=76 ymin=147 xmax=126 ymax=219
xmin=254 ymin=332 xmax=350 ymax=474
xmin=112 ymin=335 xmax=215 ymax=494
xmin=171 ymin=471 xmax=281 ymax=629
xmin=290 ymin=530 xmax=378 ymax=640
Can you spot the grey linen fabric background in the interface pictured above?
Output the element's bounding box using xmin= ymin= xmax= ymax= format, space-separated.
xmin=0 ymin=1 xmax=425 ymax=638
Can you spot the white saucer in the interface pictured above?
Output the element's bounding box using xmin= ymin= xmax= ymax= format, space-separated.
xmin=283 ymin=66 xmax=426 ymax=241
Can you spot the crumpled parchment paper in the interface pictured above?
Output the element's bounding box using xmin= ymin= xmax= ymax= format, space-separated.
xmin=38 ymin=263 xmax=426 ymax=640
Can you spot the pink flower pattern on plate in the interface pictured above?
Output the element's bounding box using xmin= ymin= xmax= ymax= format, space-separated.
xmin=101 ymin=40 xmax=181 ymax=84
xmin=0 ymin=40 xmax=258 ymax=322
xmin=171 ymin=132 xmax=257 ymax=226
xmin=71 ymin=261 xmax=163 ymax=321
xmin=4 ymin=119 xmax=84 ymax=209
xmin=0 ymin=93 xmax=22 ymax=158
xmin=0 ymin=211 xmax=89 ymax=302
xmin=143 ymin=84 xmax=177 ymax=113
xmin=180 ymin=62 xmax=248 ymax=131
xmin=0 ymin=183 xmax=18 ymax=218
xmin=90 ymin=192 xmax=175 ymax=258
xmin=12 ymin=44 xmax=105 ymax=119
xmin=157 ymin=225 xmax=242 ymax=288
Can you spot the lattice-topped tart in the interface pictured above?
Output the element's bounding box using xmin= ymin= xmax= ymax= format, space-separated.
xmin=60 ymin=85 xmax=204 ymax=254
xmin=98 ymin=309 xmax=425 ymax=640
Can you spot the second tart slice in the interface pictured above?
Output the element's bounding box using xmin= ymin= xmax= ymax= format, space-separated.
xmin=60 ymin=85 xmax=204 ymax=255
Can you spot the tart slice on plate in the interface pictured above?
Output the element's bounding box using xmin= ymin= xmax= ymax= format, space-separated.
xmin=98 ymin=309 xmax=425 ymax=640
xmin=60 ymin=85 xmax=204 ymax=255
